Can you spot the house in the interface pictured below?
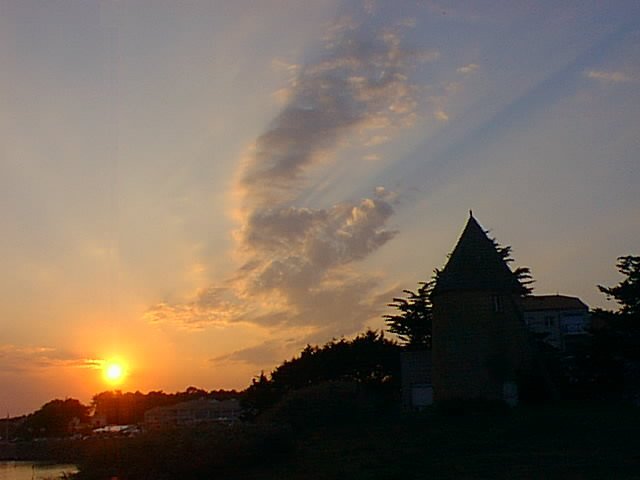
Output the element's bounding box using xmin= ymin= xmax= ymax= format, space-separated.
xmin=430 ymin=213 xmax=533 ymax=405
xmin=144 ymin=398 xmax=241 ymax=429
xmin=521 ymin=295 xmax=590 ymax=351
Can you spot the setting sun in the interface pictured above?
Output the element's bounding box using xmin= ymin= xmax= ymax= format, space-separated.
xmin=103 ymin=361 xmax=126 ymax=385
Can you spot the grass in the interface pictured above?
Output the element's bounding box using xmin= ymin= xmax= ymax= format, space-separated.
xmin=244 ymin=402 xmax=640 ymax=479
xmin=74 ymin=401 xmax=640 ymax=479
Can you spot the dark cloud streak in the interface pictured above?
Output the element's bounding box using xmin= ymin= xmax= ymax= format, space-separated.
xmin=239 ymin=23 xmax=431 ymax=206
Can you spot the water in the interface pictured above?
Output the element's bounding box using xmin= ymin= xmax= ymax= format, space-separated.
xmin=0 ymin=462 xmax=77 ymax=480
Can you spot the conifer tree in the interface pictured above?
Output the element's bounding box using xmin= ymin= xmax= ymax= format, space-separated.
xmin=383 ymin=281 xmax=433 ymax=348
xmin=598 ymin=255 xmax=640 ymax=318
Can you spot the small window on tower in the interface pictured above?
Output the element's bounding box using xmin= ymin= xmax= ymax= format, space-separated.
xmin=492 ymin=295 xmax=504 ymax=313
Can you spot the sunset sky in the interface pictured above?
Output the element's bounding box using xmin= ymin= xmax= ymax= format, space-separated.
xmin=1 ymin=0 xmax=639 ymax=415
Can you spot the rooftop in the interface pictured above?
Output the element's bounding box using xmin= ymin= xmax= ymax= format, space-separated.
xmin=432 ymin=213 xmax=523 ymax=296
xmin=521 ymin=295 xmax=589 ymax=312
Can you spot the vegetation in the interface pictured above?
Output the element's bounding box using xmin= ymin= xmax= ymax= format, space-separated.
xmin=544 ymin=255 xmax=640 ymax=401
xmin=597 ymin=255 xmax=640 ymax=317
xmin=91 ymin=387 xmax=241 ymax=425
xmin=71 ymin=403 xmax=640 ymax=479
xmin=259 ymin=380 xmax=391 ymax=431
xmin=3 ymin=388 xmax=241 ymax=445
xmin=242 ymin=330 xmax=401 ymax=416
xmin=491 ymin=239 xmax=535 ymax=295
xmin=383 ymin=280 xmax=433 ymax=348
xmin=14 ymin=398 xmax=89 ymax=440
xmin=582 ymin=255 xmax=640 ymax=398
xmin=73 ymin=423 xmax=294 ymax=480
xmin=265 ymin=402 xmax=640 ymax=480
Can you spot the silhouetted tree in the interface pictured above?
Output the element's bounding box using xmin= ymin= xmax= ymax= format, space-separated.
xmin=91 ymin=388 xmax=241 ymax=425
xmin=593 ymin=255 xmax=640 ymax=362
xmin=490 ymin=238 xmax=534 ymax=296
xmin=92 ymin=391 xmax=142 ymax=425
xmin=559 ymin=255 xmax=640 ymax=400
xmin=242 ymin=330 xmax=401 ymax=416
xmin=383 ymin=281 xmax=433 ymax=347
xmin=16 ymin=398 xmax=89 ymax=439
xmin=598 ymin=255 xmax=640 ymax=318
xmin=243 ymin=372 xmax=282 ymax=416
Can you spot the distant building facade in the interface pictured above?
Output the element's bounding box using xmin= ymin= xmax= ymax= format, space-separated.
xmin=91 ymin=412 xmax=108 ymax=428
xmin=522 ymin=295 xmax=590 ymax=351
xmin=144 ymin=399 xmax=241 ymax=429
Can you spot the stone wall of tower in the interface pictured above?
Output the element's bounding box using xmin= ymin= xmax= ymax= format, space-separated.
xmin=432 ymin=290 xmax=531 ymax=402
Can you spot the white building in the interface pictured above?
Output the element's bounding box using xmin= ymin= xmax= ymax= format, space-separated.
xmin=144 ymin=398 xmax=241 ymax=429
xmin=521 ymin=295 xmax=590 ymax=351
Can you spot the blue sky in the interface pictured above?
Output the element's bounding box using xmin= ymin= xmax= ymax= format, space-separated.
xmin=1 ymin=0 xmax=639 ymax=415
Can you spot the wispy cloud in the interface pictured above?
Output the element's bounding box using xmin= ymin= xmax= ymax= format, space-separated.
xmin=0 ymin=344 xmax=101 ymax=373
xmin=144 ymin=287 xmax=249 ymax=331
xmin=457 ymin=63 xmax=479 ymax=75
xmin=239 ymin=192 xmax=397 ymax=291
xmin=433 ymin=109 xmax=449 ymax=122
xmin=585 ymin=69 xmax=634 ymax=83
xmin=145 ymin=12 xmax=436 ymax=346
xmin=237 ymin=25 xmax=435 ymax=206
xmin=211 ymin=340 xmax=294 ymax=367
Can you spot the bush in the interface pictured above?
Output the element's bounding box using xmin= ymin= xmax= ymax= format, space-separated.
xmin=259 ymin=380 xmax=390 ymax=431
xmin=436 ymin=398 xmax=510 ymax=416
xmin=74 ymin=423 xmax=294 ymax=480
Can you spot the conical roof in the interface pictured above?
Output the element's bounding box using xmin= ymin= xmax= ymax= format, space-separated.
xmin=432 ymin=213 xmax=523 ymax=296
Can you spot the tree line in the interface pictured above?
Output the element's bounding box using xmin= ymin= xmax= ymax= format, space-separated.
xmin=8 ymin=387 xmax=240 ymax=440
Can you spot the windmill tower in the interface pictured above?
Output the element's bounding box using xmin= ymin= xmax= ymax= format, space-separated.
xmin=431 ymin=213 xmax=531 ymax=404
